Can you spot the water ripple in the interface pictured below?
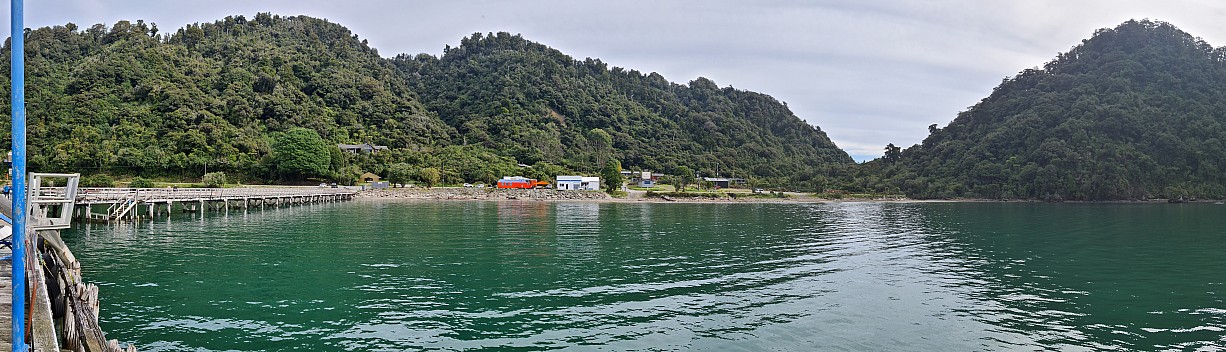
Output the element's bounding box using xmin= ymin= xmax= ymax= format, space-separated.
xmin=60 ymin=201 xmax=1226 ymax=351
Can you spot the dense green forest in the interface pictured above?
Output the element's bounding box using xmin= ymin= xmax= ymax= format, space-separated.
xmin=0 ymin=13 xmax=852 ymax=188
xmin=393 ymin=32 xmax=852 ymax=189
xmin=0 ymin=14 xmax=456 ymax=183
xmin=854 ymin=20 xmax=1226 ymax=200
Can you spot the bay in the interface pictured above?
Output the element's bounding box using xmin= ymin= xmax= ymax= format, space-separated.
xmin=62 ymin=201 xmax=1226 ymax=351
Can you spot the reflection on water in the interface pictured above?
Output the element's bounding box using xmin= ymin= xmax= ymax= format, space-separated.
xmin=61 ymin=201 xmax=1226 ymax=351
xmin=554 ymin=202 xmax=601 ymax=262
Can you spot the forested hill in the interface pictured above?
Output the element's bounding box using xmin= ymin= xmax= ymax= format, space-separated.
xmin=393 ymin=32 xmax=852 ymax=187
xmin=861 ymin=20 xmax=1226 ymax=200
xmin=0 ymin=14 xmax=454 ymax=179
xmin=0 ymin=14 xmax=852 ymax=188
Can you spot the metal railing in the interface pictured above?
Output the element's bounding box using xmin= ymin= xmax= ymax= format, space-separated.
xmin=29 ymin=173 xmax=80 ymax=230
xmin=74 ymin=187 xmax=357 ymax=204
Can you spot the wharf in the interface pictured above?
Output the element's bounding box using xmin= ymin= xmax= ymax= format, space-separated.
xmin=73 ymin=186 xmax=357 ymax=221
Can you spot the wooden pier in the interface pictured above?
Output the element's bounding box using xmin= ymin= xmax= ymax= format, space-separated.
xmin=73 ymin=186 xmax=357 ymax=221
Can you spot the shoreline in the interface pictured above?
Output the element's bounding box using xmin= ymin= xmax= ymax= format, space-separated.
xmin=356 ymin=187 xmax=914 ymax=204
xmin=353 ymin=187 xmax=1225 ymax=205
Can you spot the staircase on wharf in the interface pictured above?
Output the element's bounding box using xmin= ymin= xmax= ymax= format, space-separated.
xmin=73 ymin=187 xmax=358 ymax=221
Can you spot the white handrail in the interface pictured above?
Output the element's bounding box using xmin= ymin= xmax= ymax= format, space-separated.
xmin=73 ymin=187 xmax=357 ymax=204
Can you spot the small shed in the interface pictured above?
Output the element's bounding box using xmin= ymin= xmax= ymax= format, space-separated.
xmin=361 ymin=172 xmax=381 ymax=183
xmin=703 ymin=177 xmax=730 ymax=189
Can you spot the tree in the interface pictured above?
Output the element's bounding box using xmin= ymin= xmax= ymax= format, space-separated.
xmin=202 ymin=171 xmax=227 ymax=188
xmin=676 ymin=166 xmax=694 ymax=191
xmin=601 ymin=159 xmax=623 ymax=193
xmin=336 ymin=165 xmax=362 ymax=186
xmin=418 ymin=167 xmax=441 ymax=188
xmin=272 ymin=128 xmax=332 ymax=180
xmin=586 ymin=128 xmax=613 ymax=168
xmin=884 ymin=143 xmax=901 ymax=162
xmin=386 ymin=163 xmax=415 ymax=187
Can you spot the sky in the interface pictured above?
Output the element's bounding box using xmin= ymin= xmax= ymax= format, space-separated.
xmin=4 ymin=1 xmax=1226 ymax=161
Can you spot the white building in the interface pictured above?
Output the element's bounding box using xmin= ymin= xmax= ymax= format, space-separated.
xmin=556 ymin=176 xmax=601 ymax=191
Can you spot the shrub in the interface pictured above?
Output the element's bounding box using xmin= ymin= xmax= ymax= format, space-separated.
xmin=203 ymin=172 xmax=227 ymax=188
xmin=129 ymin=177 xmax=155 ymax=188
xmin=81 ymin=174 xmax=115 ymax=188
xmin=645 ymin=191 xmax=726 ymax=199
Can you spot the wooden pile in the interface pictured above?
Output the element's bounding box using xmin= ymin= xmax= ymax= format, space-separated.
xmin=38 ymin=230 xmax=136 ymax=352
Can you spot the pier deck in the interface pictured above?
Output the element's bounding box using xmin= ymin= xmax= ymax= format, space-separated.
xmin=75 ymin=186 xmax=357 ymax=205
xmin=71 ymin=186 xmax=357 ymax=221
xmin=1 ymin=253 xmax=9 ymax=352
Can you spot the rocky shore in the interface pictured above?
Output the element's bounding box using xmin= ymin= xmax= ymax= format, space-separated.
xmin=354 ymin=187 xmax=830 ymax=203
xmin=356 ymin=187 xmax=612 ymax=201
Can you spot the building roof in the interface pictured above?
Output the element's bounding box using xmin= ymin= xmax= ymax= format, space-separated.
xmin=338 ymin=143 xmax=388 ymax=150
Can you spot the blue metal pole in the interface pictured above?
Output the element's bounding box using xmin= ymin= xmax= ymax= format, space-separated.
xmin=9 ymin=0 xmax=28 ymax=350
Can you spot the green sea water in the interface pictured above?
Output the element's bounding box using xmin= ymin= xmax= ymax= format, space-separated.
xmin=61 ymin=201 xmax=1226 ymax=351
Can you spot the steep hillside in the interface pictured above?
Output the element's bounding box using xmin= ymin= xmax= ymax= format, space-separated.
xmin=862 ymin=20 xmax=1226 ymax=200
xmin=2 ymin=15 xmax=851 ymax=188
xmin=0 ymin=14 xmax=453 ymax=179
xmin=393 ymin=32 xmax=852 ymax=189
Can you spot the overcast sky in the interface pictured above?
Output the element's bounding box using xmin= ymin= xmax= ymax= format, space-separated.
xmin=4 ymin=1 xmax=1226 ymax=161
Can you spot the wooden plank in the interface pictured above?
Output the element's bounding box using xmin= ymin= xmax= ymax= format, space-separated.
xmin=30 ymin=246 xmax=60 ymax=352
xmin=0 ymin=248 xmax=13 ymax=349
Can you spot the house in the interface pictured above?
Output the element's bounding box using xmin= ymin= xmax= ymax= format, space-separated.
xmin=556 ymin=176 xmax=601 ymax=191
xmin=703 ymin=177 xmax=730 ymax=189
xmin=338 ymin=143 xmax=389 ymax=154
xmin=360 ymin=172 xmax=381 ymax=183
xmin=639 ymin=179 xmax=655 ymax=188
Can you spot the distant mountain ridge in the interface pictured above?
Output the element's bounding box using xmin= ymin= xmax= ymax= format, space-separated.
xmin=861 ymin=20 xmax=1226 ymax=200
xmin=1 ymin=14 xmax=852 ymax=188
